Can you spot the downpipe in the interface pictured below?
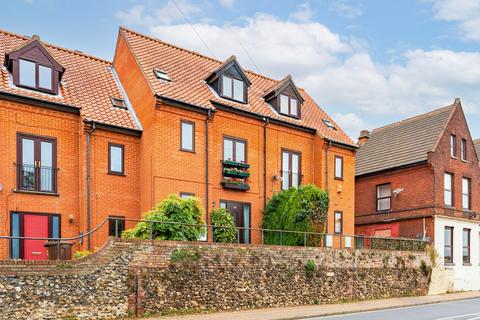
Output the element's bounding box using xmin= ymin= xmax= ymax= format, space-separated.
xmin=86 ymin=122 xmax=96 ymax=250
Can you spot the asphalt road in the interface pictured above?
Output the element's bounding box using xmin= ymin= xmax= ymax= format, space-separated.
xmin=307 ymin=298 xmax=480 ymax=320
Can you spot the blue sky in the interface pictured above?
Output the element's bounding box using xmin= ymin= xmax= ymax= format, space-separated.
xmin=2 ymin=0 xmax=480 ymax=139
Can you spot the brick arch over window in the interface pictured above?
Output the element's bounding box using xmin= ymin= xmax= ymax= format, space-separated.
xmin=4 ymin=35 xmax=64 ymax=95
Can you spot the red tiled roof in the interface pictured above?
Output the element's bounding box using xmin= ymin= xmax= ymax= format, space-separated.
xmin=0 ymin=29 xmax=139 ymax=130
xmin=119 ymin=27 xmax=355 ymax=146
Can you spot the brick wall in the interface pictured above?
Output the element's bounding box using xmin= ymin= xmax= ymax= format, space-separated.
xmin=0 ymin=239 xmax=430 ymax=320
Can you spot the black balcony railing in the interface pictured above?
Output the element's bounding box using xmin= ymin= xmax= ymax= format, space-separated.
xmin=17 ymin=163 xmax=58 ymax=193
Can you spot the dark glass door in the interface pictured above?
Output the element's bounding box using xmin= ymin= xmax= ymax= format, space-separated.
xmin=220 ymin=201 xmax=250 ymax=243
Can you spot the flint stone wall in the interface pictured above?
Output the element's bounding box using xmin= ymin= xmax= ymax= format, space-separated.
xmin=0 ymin=239 xmax=431 ymax=319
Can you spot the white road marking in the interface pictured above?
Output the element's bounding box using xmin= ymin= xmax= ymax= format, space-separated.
xmin=436 ymin=313 xmax=480 ymax=320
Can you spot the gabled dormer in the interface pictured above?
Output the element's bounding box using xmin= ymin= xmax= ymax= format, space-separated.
xmin=4 ymin=35 xmax=64 ymax=95
xmin=206 ymin=55 xmax=251 ymax=104
xmin=263 ymin=75 xmax=304 ymax=119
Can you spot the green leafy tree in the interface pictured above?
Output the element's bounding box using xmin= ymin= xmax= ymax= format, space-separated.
xmin=210 ymin=208 xmax=237 ymax=243
xmin=122 ymin=195 xmax=204 ymax=240
xmin=262 ymin=184 xmax=329 ymax=246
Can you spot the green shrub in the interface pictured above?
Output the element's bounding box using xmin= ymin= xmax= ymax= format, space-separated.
xmin=122 ymin=194 xmax=204 ymax=240
xmin=74 ymin=250 xmax=92 ymax=260
xmin=170 ymin=248 xmax=200 ymax=263
xmin=210 ymin=208 xmax=237 ymax=243
xmin=262 ymin=184 xmax=329 ymax=246
xmin=305 ymin=259 xmax=316 ymax=278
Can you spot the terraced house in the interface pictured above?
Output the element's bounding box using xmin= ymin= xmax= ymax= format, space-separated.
xmin=0 ymin=27 xmax=356 ymax=260
xmin=355 ymin=99 xmax=480 ymax=291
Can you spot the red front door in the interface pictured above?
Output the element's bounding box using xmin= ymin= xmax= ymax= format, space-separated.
xmin=23 ymin=214 xmax=49 ymax=260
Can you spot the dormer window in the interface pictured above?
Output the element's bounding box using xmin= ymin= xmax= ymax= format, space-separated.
xmin=263 ymin=75 xmax=304 ymax=119
xmin=279 ymin=94 xmax=298 ymax=117
xmin=222 ymin=75 xmax=245 ymax=102
xmin=5 ymin=35 xmax=64 ymax=95
xmin=18 ymin=59 xmax=53 ymax=91
xmin=205 ymin=55 xmax=251 ymax=104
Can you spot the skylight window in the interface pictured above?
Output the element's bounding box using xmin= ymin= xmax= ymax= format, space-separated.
xmin=323 ymin=119 xmax=336 ymax=130
xmin=153 ymin=68 xmax=171 ymax=82
xmin=111 ymin=97 xmax=127 ymax=109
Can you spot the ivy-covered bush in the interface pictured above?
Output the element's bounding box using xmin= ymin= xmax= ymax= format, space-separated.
xmin=122 ymin=194 xmax=204 ymax=240
xmin=262 ymin=184 xmax=329 ymax=246
xmin=210 ymin=208 xmax=237 ymax=243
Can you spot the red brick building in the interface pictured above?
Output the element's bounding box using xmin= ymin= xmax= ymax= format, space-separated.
xmin=355 ymin=99 xmax=480 ymax=290
xmin=0 ymin=27 xmax=357 ymax=259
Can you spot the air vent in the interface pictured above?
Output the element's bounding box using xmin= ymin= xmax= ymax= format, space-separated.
xmin=153 ymin=68 xmax=171 ymax=82
xmin=111 ymin=97 xmax=127 ymax=109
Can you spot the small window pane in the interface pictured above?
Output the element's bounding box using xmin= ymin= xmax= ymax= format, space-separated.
xmin=39 ymin=65 xmax=52 ymax=89
xmin=109 ymin=216 xmax=125 ymax=237
xmin=377 ymin=198 xmax=391 ymax=211
xmin=444 ymin=173 xmax=453 ymax=206
xmin=224 ymin=139 xmax=234 ymax=160
xmin=110 ymin=145 xmax=123 ymax=173
xmin=450 ymin=135 xmax=456 ymax=157
xmin=291 ymin=154 xmax=299 ymax=187
xmin=52 ymin=216 xmax=60 ymax=238
xmin=181 ymin=122 xmax=194 ymax=151
xmin=335 ymin=157 xmax=343 ymax=178
xmin=290 ymin=98 xmax=298 ymax=116
xmin=235 ymin=141 xmax=245 ymax=162
xmin=222 ymin=76 xmax=232 ymax=98
xmin=334 ymin=212 xmax=342 ymax=234
xmin=233 ymin=78 xmax=244 ymax=102
xmin=243 ymin=204 xmax=250 ymax=244
xmin=280 ymin=95 xmax=289 ymax=114
xmin=19 ymin=59 xmax=35 ymax=87
xmin=11 ymin=213 xmax=20 ymax=259
xmin=462 ymin=178 xmax=470 ymax=209
xmin=40 ymin=141 xmax=54 ymax=192
xmin=282 ymin=152 xmax=290 ymax=190
xmin=22 ymin=138 xmax=35 ymax=190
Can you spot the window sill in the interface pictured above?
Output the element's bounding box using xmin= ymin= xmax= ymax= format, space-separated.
xmin=108 ymin=172 xmax=126 ymax=177
xmin=444 ymin=262 xmax=455 ymax=267
xmin=13 ymin=189 xmax=59 ymax=196
xmin=334 ymin=177 xmax=344 ymax=181
xmin=376 ymin=210 xmax=392 ymax=214
xmin=451 ymin=156 xmax=457 ymax=160
xmin=179 ymin=148 xmax=196 ymax=154
xmin=463 ymin=263 xmax=472 ymax=266
xmin=461 ymin=159 xmax=468 ymax=163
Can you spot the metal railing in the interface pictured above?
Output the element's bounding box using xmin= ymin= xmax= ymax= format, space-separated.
xmin=17 ymin=163 xmax=58 ymax=193
xmin=112 ymin=217 xmax=427 ymax=251
xmin=0 ymin=217 xmax=427 ymax=261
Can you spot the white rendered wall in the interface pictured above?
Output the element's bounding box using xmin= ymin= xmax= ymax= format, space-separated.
xmin=434 ymin=216 xmax=480 ymax=291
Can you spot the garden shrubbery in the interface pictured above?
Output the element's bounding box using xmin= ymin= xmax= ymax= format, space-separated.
xmin=210 ymin=208 xmax=237 ymax=243
xmin=122 ymin=194 xmax=204 ymax=240
xmin=262 ymin=184 xmax=329 ymax=246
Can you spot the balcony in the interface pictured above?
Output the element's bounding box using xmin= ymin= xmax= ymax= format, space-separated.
xmin=16 ymin=164 xmax=58 ymax=194
xmin=221 ymin=160 xmax=250 ymax=191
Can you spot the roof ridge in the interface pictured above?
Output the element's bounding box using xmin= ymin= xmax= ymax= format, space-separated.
xmin=119 ymin=26 xmax=286 ymax=85
xmin=372 ymin=103 xmax=455 ymax=133
xmin=0 ymin=28 xmax=112 ymax=65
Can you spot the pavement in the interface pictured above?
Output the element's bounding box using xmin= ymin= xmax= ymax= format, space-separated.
xmin=148 ymin=291 xmax=480 ymax=320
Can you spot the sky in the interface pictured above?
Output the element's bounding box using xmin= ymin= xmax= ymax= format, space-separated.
xmin=2 ymin=0 xmax=480 ymax=139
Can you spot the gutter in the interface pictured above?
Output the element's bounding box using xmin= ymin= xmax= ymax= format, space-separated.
xmin=86 ymin=122 xmax=96 ymax=251
xmin=0 ymin=90 xmax=79 ymax=114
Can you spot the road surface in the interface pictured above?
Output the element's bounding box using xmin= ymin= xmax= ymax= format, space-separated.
xmin=308 ymin=297 xmax=480 ymax=320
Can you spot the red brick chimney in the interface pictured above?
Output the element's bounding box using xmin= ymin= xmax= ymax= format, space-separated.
xmin=358 ymin=130 xmax=370 ymax=145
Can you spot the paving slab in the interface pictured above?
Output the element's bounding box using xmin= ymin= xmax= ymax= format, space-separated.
xmin=146 ymin=291 xmax=480 ymax=320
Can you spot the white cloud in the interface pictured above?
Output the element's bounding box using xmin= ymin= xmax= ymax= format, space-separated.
xmin=328 ymin=0 xmax=363 ymax=19
xmin=116 ymin=3 xmax=480 ymax=134
xmin=115 ymin=0 xmax=202 ymax=26
xmin=290 ymin=2 xmax=314 ymax=23
xmin=429 ymin=0 xmax=480 ymax=41
xmin=332 ymin=112 xmax=371 ymax=138
xmin=219 ymin=0 xmax=235 ymax=8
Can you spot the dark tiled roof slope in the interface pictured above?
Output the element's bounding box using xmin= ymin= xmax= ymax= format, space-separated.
xmin=0 ymin=29 xmax=139 ymax=130
xmin=355 ymin=103 xmax=456 ymax=176
xmin=119 ymin=27 xmax=355 ymax=146
xmin=474 ymin=139 xmax=480 ymax=158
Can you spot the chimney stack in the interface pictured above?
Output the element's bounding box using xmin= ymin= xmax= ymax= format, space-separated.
xmin=358 ymin=130 xmax=370 ymax=145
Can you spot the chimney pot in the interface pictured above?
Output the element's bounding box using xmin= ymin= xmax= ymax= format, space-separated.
xmin=358 ymin=130 xmax=370 ymax=145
